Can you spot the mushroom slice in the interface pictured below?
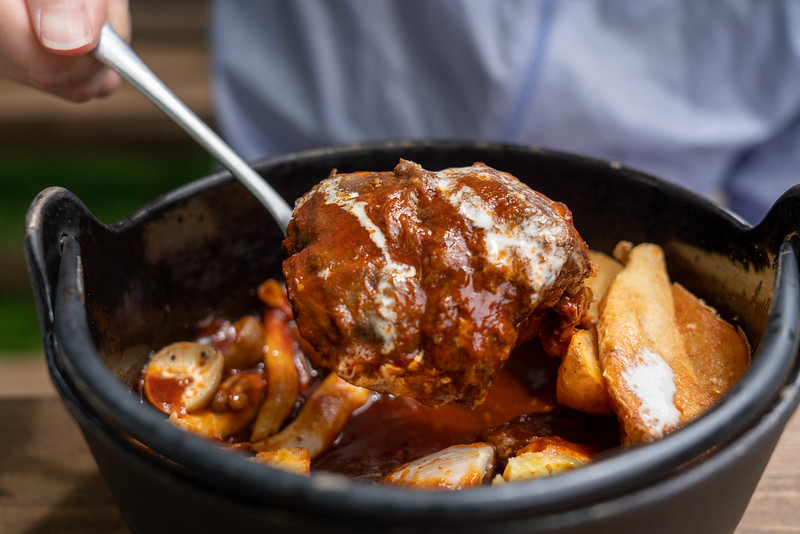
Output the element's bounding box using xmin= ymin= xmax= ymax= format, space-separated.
xmin=252 ymin=372 xmax=370 ymax=459
xmin=252 ymin=447 xmax=311 ymax=476
xmin=143 ymin=341 xmax=224 ymax=414
xmin=169 ymin=373 xmax=265 ymax=440
xmin=257 ymin=278 xmax=293 ymax=318
xmin=495 ymin=436 xmax=595 ymax=484
xmin=250 ymin=309 xmax=301 ymax=441
xmin=382 ymin=443 xmax=496 ymax=490
xmin=222 ymin=315 xmax=265 ymax=370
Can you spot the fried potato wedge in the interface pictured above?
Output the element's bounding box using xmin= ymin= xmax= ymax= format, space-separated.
xmin=597 ymin=243 xmax=712 ymax=443
xmin=583 ymin=250 xmax=624 ymax=325
xmin=672 ymin=283 xmax=750 ymax=400
xmin=252 ymin=447 xmax=311 ymax=476
xmin=495 ymin=436 xmax=595 ymax=484
xmin=383 ymin=443 xmax=496 ymax=490
xmin=252 ymin=372 xmax=370 ymax=458
xmin=556 ymin=328 xmax=613 ymax=415
xmin=612 ymin=240 xmax=633 ymax=264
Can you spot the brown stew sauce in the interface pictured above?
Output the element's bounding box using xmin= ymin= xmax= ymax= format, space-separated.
xmin=313 ymin=341 xmax=618 ymax=481
xmin=141 ymin=315 xmax=620 ymax=482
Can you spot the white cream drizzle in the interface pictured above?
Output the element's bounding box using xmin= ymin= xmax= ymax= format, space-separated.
xmin=316 ymin=177 xmax=417 ymax=354
xmin=432 ymin=166 xmax=570 ymax=305
xmin=621 ymin=347 xmax=681 ymax=438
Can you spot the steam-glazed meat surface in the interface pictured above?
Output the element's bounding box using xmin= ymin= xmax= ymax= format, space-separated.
xmin=282 ymin=160 xmax=594 ymax=407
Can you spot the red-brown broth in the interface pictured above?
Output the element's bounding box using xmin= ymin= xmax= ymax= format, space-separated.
xmin=313 ymin=344 xmax=619 ymax=480
xmin=139 ymin=310 xmax=621 ymax=483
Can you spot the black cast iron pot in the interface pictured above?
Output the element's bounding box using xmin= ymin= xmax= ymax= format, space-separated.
xmin=24 ymin=141 xmax=800 ymax=533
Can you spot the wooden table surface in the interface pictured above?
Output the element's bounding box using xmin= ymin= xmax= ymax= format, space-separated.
xmin=1 ymin=358 xmax=798 ymax=533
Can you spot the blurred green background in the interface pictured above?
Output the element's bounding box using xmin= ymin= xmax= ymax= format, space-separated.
xmin=0 ymin=1 xmax=211 ymax=357
xmin=0 ymin=147 xmax=211 ymax=354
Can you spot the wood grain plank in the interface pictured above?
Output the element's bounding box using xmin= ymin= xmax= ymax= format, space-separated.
xmin=0 ymin=398 xmax=128 ymax=533
xmin=0 ymin=394 xmax=797 ymax=533
xmin=736 ymin=410 xmax=800 ymax=533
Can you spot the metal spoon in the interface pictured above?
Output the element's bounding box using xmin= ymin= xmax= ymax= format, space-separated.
xmin=92 ymin=23 xmax=293 ymax=232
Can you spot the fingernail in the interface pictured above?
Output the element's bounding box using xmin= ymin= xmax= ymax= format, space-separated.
xmin=39 ymin=4 xmax=93 ymax=51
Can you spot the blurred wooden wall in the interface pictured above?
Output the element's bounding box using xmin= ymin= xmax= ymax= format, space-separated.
xmin=0 ymin=0 xmax=211 ymax=147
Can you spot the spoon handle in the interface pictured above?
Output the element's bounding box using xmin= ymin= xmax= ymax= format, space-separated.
xmin=92 ymin=23 xmax=293 ymax=232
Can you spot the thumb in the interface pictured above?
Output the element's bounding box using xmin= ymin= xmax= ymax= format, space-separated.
xmin=26 ymin=0 xmax=107 ymax=56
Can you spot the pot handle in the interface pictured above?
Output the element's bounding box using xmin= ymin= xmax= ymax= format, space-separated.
xmin=23 ymin=187 xmax=94 ymax=340
xmin=753 ymin=185 xmax=800 ymax=260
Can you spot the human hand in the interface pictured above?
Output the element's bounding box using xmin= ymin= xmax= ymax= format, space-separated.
xmin=0 ymin=0 xmax=131 ymax=102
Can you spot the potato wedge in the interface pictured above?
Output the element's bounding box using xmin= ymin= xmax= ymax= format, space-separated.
xmin=612 ymin=240 xmax=633 ymax=264
xmin=556 ymin=328 xmax=613 ymax=415
xmin=598 ymin=243 xmax=712 ymax=443
xmin=583 ymin=250 xmax=624 ymax=325
xmin=672 ymin=283 xmax=750 ymax=400
xmin=495 ymin=436 xmax=595 ymax=484
xmin=252 ymin=447 xmax=311 ymax=476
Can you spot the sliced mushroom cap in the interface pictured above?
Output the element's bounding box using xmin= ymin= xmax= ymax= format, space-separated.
xmin=143 ymin=341 xmax=224 ymax=414
xmin=169 ymin=373 xmax=266 ymax=440
xmin=222 ymin=315 xmax=265 ymax=370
